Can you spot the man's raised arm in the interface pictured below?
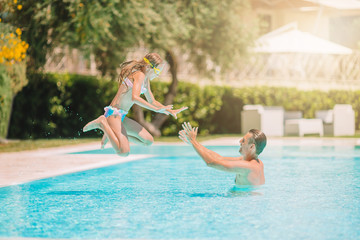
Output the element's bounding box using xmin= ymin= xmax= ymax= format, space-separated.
xmin=179 ymin=123 xmax=252 ymax=173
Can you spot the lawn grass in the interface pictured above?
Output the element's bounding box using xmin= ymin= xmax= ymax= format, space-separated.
xmin=0 ymin=138 xmax=98 ymax=153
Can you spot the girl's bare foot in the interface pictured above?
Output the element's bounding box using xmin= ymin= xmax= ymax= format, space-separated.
xmin=83 ymin=115 xmax=107 ymax=132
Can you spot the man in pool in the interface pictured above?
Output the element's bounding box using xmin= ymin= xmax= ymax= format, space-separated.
xmin=179 ymin=122 xmax=267 ymax=186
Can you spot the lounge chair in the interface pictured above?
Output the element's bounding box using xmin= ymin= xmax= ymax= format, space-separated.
xmin=284 ymin=111 xmax=324 ymax=136
xmin=241 ymin=105 xmax=284 ymax=136
xmin=316 ymin=104 xmax=355 ymax=136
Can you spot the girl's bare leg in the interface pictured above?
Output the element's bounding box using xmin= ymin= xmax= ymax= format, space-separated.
xmin=106 ymin=116 xmax=130 ymax=155
xmin=101 ymin=134 xmax=108 ymax=149
xmin=122 ymin=117 xmax=154 ymax=146
xmin=83 ymin=115 xmax=130 ymax=156
xmin=101 ymin=134 xmax=145 ymax=147
xmin=99 ymin=117 xmax=153 ymax=148
xmin=127 ymin=135 xmax=150 ymax=145
xmin=101 ymin=133 xmax=142 ymax=148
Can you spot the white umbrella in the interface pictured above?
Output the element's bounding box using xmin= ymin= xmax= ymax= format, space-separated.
xmin=305 ymin=0 xmax=360 ymax=10
xmin=254 ymin=26 xmax=353 ymax=55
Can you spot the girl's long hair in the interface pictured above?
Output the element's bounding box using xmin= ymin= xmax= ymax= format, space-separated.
xmin=117 ymin=53 xmax=162 ymax=87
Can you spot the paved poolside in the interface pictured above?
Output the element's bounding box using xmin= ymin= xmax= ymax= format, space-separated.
xmin=0 ymin=142 xmax=155 ymax=188
xmin=0 ymin=137 xmax=359 ymax=188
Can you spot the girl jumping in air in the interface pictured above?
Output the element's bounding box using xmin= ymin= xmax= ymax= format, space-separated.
xmin=83 ymin=53 xmax=188 ymax=156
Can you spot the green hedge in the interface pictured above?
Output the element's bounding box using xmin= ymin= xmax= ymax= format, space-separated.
xmin=8 ymin=73 xmax=116 ymax=139
xmin=7 ymin=72 xmax=360 ymax=139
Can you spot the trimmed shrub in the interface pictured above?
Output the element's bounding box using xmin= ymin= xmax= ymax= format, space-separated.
xmin=8 ymin=73 xmax=360 ymax=139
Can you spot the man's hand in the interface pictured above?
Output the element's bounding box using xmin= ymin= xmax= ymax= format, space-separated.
xmin=179 ymin=122 xmax=198 ymax=144
xmin=168 ymin=106 xmax=188 ymax=119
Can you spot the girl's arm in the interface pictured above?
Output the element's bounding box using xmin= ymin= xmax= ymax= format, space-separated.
xmin=143 ymin=78 xmax=165 ymax=107
xmin=132 ymin=72 xmax=171 ymax=113
xmin=144 ymin=79 xmax=188 ymax=118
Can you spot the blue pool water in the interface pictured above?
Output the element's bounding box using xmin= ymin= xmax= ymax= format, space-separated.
xmin=1 ymin=145 xmax=360 ymax=239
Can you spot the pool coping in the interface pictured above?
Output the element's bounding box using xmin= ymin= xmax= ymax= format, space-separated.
xmin=0 ymin=142 xmax=155 ymax=188
xmin=1 ymin=137 xmax=359 ymax=188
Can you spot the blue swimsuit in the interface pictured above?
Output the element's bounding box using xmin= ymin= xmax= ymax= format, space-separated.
xmin=104 ymin=106 xmax=128 ymax=121
xmin=103 ymin=77 xmax=147 ymax=121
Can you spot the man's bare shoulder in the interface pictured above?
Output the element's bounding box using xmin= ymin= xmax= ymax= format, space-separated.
xmin=250 ymin=159 xmax=264 ymax=169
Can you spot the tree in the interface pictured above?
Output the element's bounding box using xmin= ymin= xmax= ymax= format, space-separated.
xmin=132 ymin=0 xmax=256 ymax=136
xmin=5 ymin=0 xmax=256 ymax=137
xmin=8 ymin=0 xmax=133 ymax=74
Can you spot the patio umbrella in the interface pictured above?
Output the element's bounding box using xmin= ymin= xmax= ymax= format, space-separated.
xmin=254 ymin=24 xmax=353 ymax=55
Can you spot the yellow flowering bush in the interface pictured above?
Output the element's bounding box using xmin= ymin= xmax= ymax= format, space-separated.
xmin=2 ymin=0 xmax=23 ymax=14
xmin=0 ymin=28 xmax=29 ymax=65
xmin=0 ymin=0 xmax=28 ymax=65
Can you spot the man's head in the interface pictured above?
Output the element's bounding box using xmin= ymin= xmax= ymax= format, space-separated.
xmin=239 ymin=129 xmax=267 ymax=158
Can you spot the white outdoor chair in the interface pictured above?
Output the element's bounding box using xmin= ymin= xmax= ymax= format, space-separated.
xmin=315 ymin=110 xmax=334 ymax=135
xmin=316 ymin=104 xmax=355 ymax=136
xmin=334 ymin=105 xmax=355 ymax=136
xmin=284 ymin=111 xmax=302 ymax=121
xmin=284 ymin=111 xmax=324 ymax=136
xmin=241 ymin=105 xmax=284 ymax=136
xmin=285 ymin=119 xmax=324 ymax=137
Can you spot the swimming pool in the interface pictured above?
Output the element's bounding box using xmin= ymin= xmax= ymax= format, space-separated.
xmin=1 ymin=145 xmax=360 ymax=239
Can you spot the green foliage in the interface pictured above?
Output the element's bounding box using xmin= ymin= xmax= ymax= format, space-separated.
xmin=6 ymin=0 xmax=255 ymax=77
xmin=4 ymin=61 xmax=27 ymax=95
xmin=150 ymin=81 xmax=224 ymax=135
xmin=8 ymin=73 xmax=360 ymax=139
xmin=8 ymin=72 xmax=117 ymax=139
xmin=3 ymin=0 xmax=68 ymax=70
xmin=211 ymin=87 xmax=244 ymax=133
xmin=0 ymin=2 xmax=29 ymax=139
xmin=181 ymin=0 xmax=254 ymax=75
xmin=0 ymin=65 xmax=12 ymax=138
xmin=0 ymin=59 xmax=27 ymax=139
xmin=6 ymin=0 xmax=131 ymax=73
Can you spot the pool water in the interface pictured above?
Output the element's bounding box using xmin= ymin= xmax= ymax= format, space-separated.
xmin=1 ymin=145 xmax=360 ymax=239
